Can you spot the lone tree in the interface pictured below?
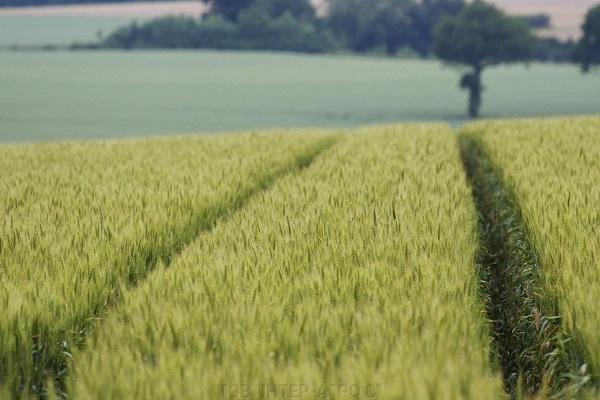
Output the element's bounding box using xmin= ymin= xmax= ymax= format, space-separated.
xmin=433 ymin=1 xmax=533 ymax=118
xmin=574 ymin=4 xmax=600 ymax=72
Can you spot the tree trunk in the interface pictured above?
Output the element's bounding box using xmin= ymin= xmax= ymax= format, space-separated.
xmin=460 ymin=65 xmax=483 ymax=118
xmin=468 ymin=66 xmax=482 ymax=118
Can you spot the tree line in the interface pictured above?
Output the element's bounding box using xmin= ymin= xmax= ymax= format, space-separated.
xmin=2 ymin=0 xmax=598 ymax=119
xmin=55 ymin=0 xmax=600 ymax=118
xmin=94 ymin=0 xmax=467 ymax=56
xmin=90 ymin=0 xmax=597 ymax=65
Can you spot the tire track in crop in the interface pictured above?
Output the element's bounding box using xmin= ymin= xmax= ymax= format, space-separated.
xmin=460 ymin=137 xmax=591 ymax=398
xmin=30 ymin=136 xmax=340 ymax=399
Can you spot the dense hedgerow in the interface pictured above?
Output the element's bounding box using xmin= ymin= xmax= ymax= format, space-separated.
xmin=464 ymin=116 xmax=600 ymax=395
xmin=68 ymin=126 xmax=503 ymax=399
xmin=0 ymin=131 xmax=334 ymax=396
xmin=99 ymin=14 xmax=340 ymax=53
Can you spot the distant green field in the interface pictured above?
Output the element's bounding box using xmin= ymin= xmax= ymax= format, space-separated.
xmin=1 ymin=50 xmax=599 ymax=142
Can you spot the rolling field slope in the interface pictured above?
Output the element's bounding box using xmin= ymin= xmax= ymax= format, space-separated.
xmin=2 ymin=117 xmax=600 ymax=399
xmin=67 ymin=126 xmax=502 ymax=399
xmin=0 ymin=124 xmax=507 ymax=398
xmin=0 ymin=131 xmax=334 ymax=396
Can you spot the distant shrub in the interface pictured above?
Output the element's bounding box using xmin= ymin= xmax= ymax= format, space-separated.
xmin=236 ymin=8 xmax=338 ymax=52
xmin=195 ymin=16 xmax=239 ymax=48
xmin=102 ymin=12 xmax=339 ymax=53
xmin=574 ymin=4 xmax=600 ymax=72
xmin=518 ymin=14 xmax=551 ymax=30
xmin=533 ymin=37 xmax=575 ymax=63
xmin=103 ymin=16 xmax=200 ymax=49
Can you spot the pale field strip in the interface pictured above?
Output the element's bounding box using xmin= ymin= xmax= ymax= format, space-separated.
xmin=0 ymin=0 xmax=326 ymax=16
xmin=0 ymin=0 xmax=589 ymax=38
xmin=0 ymin=1 xmax=207 ymax=16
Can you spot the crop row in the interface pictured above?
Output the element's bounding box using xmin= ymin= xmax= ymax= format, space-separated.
xmin=464 ymin=117 xmax=600 ymax=396
xmin=0 ymin=132 xmax=334 ymax=397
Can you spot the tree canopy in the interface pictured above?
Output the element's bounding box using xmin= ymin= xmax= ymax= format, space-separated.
xmin=434 ymin=1 xmax=533 ymax=68
xmin=408 ymin=0 xmax=465 ymax=55
xmin=574 ymin=4 xmax=600 ymax=72
xmin=255 ymin=0 xmax=315 ymax=21
xmin=326 ymin=0 xmax=413 ymax=54
xmin=100 ymin=13 xmax=338 ymax=53
xmin=202 ymin=0 xmax=315 ymax=22
xmin=201 ymin=0 xmax=254 ymax=22
xmin=434 ymin=1 xmax=533 ymax=117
